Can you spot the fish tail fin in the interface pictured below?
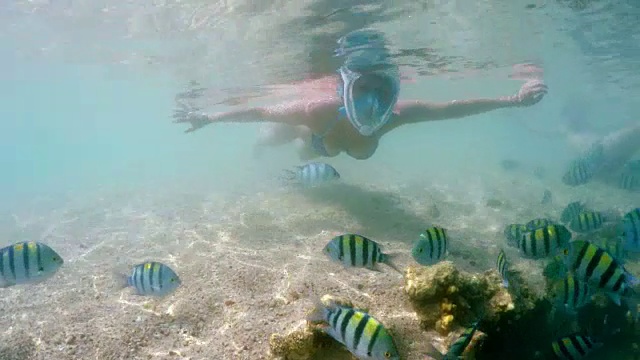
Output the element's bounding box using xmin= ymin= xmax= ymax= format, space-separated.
xmin=306 ymin=296 xmax=332 ymax=326
xmin=382 ymin=253 xmax=403 ymax=274
xmin=502 ymin=279 xmax=510 ymax=288
xmin=112 ymin=270 xmax=129 ymax=290
xmin=278 ymin=169 xmax=299 ymax=185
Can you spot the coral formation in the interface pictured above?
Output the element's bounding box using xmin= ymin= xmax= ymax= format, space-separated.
xmin=268 ymin=295 xmax=356 ymax=360
xmin=403 ymin=261 xmax=534 ymax=331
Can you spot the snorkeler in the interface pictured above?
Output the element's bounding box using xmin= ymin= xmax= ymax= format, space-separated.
xmin=173 ymin=29 xmax=548 ymax=160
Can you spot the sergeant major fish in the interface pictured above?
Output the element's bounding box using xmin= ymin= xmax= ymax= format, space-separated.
xmin=549 ymin=333 xmax=602 ymax=360
xmin=559 ymin=240 xmax=638 ymax=305
xmin=0 ymin=241 xmax=64 ymax=288
xmin=496 ymin=249 xmax=509 ymax=288
xmin=560 ymin=201 xmax=586 ymax=224
xmin=621 ymin=208 xmax=640 ymax=252
xmin=411 ymin=226 xmax=448 ymax=266
xmin=517 ymin=224 xmax=572 ymax=259
xmin=504 ymin=224 xmax=527 ymax=247
xmin=568 ymin=211 xmax=605 ymax=233
xmin=307 ymin=299 xmax=400 ymax=360
xmin=549 ymin=274 xmax=593 ymax=314
xmin=120 ymin=261 xmax=181 ymax=297
xmin=324 ymin=234 xmax=400 ymax=273
xmin=281 ymin=162 xmax=340 ymax=187
xmin=525 ymin=218 xmax=554 ymax=231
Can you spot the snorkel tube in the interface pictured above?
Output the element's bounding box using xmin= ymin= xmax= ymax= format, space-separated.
xmin=336 ymin=29 xmax=400 ymax=137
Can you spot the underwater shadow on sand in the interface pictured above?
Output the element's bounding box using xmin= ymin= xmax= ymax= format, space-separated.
xmin=298 ymin=183 xmax=428 ymax=243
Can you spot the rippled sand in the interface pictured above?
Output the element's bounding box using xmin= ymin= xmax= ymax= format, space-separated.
xmin=1 ymin=170 xmax=638 ymax=360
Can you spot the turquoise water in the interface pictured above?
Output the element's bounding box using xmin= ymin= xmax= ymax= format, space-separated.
xmin=1 ymin=1 xmax=640 ymax=359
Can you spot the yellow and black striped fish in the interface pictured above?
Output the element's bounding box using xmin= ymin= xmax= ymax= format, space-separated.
xmin=549 ymin=274 xmax=593 ymax=313
xmin=525 ymin=218 xmax=554 ymax=231
xmin=503 ymin=224 xmax=527 ymax=247
xmin=124 ymin=261 xmax=181 ymax=297
xmin=412 ymin=226 xmax=448 ymax=266
xmin=618 ymin=171 xmax=640 ymax=191
xmin=560 ymin=240 xmax=638 ymax=305
xmin=308 ymin=300 xmax=400 ymax=360
xmin=550 ymin=333 xmax=602 ymax=360
xmin=568 ymin=211 xmax=605 ymax=233
xmin=324 ymin=234 xmax=399 ymax=272
xmin=517 ymin=224 xmax=572 ymax=259
xmin=496 ymin=249 xmax=509 ymax=288
xmin=0 ymin=241 xmax=64 ymax=288
xmin=560 ymin=201 xmax=586 ymax=224
xmin=562 ymin=158 xmax=595 ymax=187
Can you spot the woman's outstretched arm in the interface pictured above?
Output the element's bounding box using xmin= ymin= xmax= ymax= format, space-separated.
xmin=173 ymin=101 xmax=315 ymax=133
xmin=390 ymin=79 xmax=548 ymax=127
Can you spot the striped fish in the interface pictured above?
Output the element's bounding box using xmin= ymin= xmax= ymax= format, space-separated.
xmin=0 ymin=242 xmax=64 ymax=288
xmin=282 ymin=162 xmax=340 ymax=187
xmin=621 ymin=208 xmax=640 ymax=252
xmin=591 ymin=237 xmax=625 ymax=263
xmin=504 ymin=224 xmax=527 ymax=247
xmin=324 ymin=234 xmax=399 ymax=272
xmin=562 ymin=158 xmax=595 ymax=187
xmin=569 ymin=211 xmax=605 ymax=233
xmin=560 ymin=201 xmax=586 ymax=224
xmin=496 ymin=249 xmax=509 ymax=288
xmin=550 ymin=333 xmax=602 ymax=360
xmin=443 ymin=321 xmax=481 ymax=360
xmin=525 ymin=218 xmax=554 ymax=231
xmin=618 ymin=171 xmax=640 ymax=191
xmin=411 ymin=227 xmax=448 ymax=266
xmin=560 ymin=240 xmax=638 ymax=305
xmin=549 ymin=275 xmax=593 ymax=313
xmin=123 ymin=261 xmax=181 ymax=297
xmin=517 ymin=224 xmax=572 ymax=259
xmin=308 ymin=300 xmax=400 ymax=360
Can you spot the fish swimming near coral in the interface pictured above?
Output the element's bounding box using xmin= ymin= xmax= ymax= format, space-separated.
xmin=443 ymin=321 xmax=481 ymax=360
xmin=0 ymin=241 xmax=64 ymax=288
xmin=548 ymin=333 xmax=602 ymax=360
xmin=549 ymin=274 xmax=593 ymax=314
xmin=559 ymin=240 xmax=638 ymax=305
xmin=504 ymin=224 xmax=527 ymax=247
xmin=307 ymin=298 xmax=400 ymax=360
xmin=412 ymin=226 xmax=448 ymax=266
xmin=324 ymin=234 xmax=400 ymax=273
xmin=496 ymin=249 xmax=509 ymax=288
xmin=281 ymin=162 xmax=341 ymax=187
xmin=517 ymin=224 xmax=572 ymax=259
xmin=119 ymin=261 xmax=181 ymax=297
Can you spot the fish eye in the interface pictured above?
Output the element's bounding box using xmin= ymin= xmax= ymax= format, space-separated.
xmin=418 ymin=248 xmax=423 ymax=253
xmin=170 ymin=278 xmax=176 ymax=283
xmin=384 ymin=352 xmax=391 ymax=358
xmin=563 ymin=249 xmax=569 ymax=255
xmin=39 ymin=267 xmax=44 ymax=272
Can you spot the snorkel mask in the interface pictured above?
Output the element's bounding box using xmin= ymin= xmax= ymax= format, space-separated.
xmin=336 ymin=29 xmax=400 ymax=137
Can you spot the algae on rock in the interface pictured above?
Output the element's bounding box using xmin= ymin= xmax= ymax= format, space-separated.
xmin=403 ymin=261 xmax=540 ymax=334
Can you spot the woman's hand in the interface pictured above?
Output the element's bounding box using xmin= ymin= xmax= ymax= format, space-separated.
xmin=512 ymin=79 xmax=548 ymax=107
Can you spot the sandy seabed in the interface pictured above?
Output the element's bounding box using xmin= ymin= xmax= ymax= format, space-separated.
xmin=1 ymin=169 xmax=639 ymax=360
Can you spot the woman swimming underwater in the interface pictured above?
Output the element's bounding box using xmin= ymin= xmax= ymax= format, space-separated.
xmin=173 ymin=30 xmax=548 ymax=160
